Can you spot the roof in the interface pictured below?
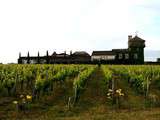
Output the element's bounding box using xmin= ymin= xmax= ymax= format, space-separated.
xmin=58 ymin=53 xmax=68 ymax=56
xmin=51 ymin=52 xmax=69 ymax=57
xmin=128 ymin=35 xmax=145 ymax=47
xmin=92 ymin=51 xmax=115 ymax=56
xmin=19 ymin=56 xmax=46 ymax=59
xmin=112 ymin=49 xmax=128 ymax=52
xmin=129 ymin=36 xmax=145 ymax=42
xmin=72 ymin=51 xmax=90 ymax=56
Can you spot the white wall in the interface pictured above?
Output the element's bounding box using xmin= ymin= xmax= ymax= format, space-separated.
xmin=91 ymin=55 xmax=115 ymax=61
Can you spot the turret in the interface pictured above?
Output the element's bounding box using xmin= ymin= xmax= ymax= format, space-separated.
xmin=18 ymin=52 xmax=22 ymax=64
xmin=46 ymin=50 xmax=49 ymax=64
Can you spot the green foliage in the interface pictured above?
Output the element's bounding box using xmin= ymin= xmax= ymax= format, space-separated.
xmin=73 ymin=65 xmax=96 ymax=103
xmin=0 ymin=64 xmax=93 ymax=97
xmin=73 ymin=66 xmax=96 ymax=90
xmin=102 ymin=65 xmax=112 ymax=83
xmin=107 ymin=65 xmax=160 ymax=96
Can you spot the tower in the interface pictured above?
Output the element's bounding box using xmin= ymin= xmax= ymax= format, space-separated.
xmin=27 ymin=51 xmax=30 ymax=64
xmin=128 ymin=35 xmax=145 ymax=64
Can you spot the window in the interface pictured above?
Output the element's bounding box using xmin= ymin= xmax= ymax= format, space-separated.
xmin=102 ymin=56 xmax=105 ymax=60
xmin=22 ymin=59 xmax=27 ymax=64
xmin=134 ymin=53 xmax=138 ymax=59
xmin=125 ymin=54 xmax=129 ymax=59
xmin=137 ymin=48 xmax=139 ymax=51
xmin=119 ymin=54 xmax=123 ymax=59
xmin=91 ymin=56 xmax=101 ymax=61
xmin=107 ymin=55 xmax=115 ymax=60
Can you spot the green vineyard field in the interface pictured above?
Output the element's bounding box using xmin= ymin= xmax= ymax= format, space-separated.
xmin=1 ymin=64 xmax=160 ymax=120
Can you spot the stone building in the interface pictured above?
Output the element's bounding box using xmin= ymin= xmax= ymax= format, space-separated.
xmin=91 ymin=35 xmax=145 ymax=64
xmin=18 ymin=35 xmax=145 ymax=64
xmin=18 ymin=51 xmax=91 ymax=64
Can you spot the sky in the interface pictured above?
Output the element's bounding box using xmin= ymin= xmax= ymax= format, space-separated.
xmin=0 ymin=0 xmax=160 ymax=63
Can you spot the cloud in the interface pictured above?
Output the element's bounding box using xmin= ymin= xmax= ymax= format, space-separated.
xmin=0 ymin=0 xmax=160 ymax=63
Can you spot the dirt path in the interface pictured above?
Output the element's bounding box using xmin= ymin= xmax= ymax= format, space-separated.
xmin=75 ymin=67 xmax=108 ymax=115
xmin=34 ymin=67 xmax=108 ymax=119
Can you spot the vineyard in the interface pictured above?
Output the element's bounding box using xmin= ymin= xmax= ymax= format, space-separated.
xmin=1 ymin=64 xmax=160 ymax=120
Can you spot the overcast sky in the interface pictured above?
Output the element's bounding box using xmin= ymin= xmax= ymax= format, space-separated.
xmin=0 ymin=0 xmax=160 ymax=63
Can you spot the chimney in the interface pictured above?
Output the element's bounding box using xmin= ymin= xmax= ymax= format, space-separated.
xmin=53 ymin=51 xmax=56 ymax=55
xmin=70 ymin=50 xmax=72 ymax=55
xmin=19 ymin=52 xmax=21 ymax=58
xmin=128 ymin=35 xmax=132 ymax=41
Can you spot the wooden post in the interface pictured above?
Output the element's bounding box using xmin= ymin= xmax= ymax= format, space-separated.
xmin=112 ymin=77 xmax=115 ymax=105
xmin=68 ymin=97 xmax=72 ymax=110
xmin=73 ymin=85 xmax=78 ymax=105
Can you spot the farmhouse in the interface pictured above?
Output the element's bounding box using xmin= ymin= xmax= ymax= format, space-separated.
xmin=18 ymin=35 xmax=145 ymax=64
xmin=91 ymin=35 xmax=145 ymax=64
